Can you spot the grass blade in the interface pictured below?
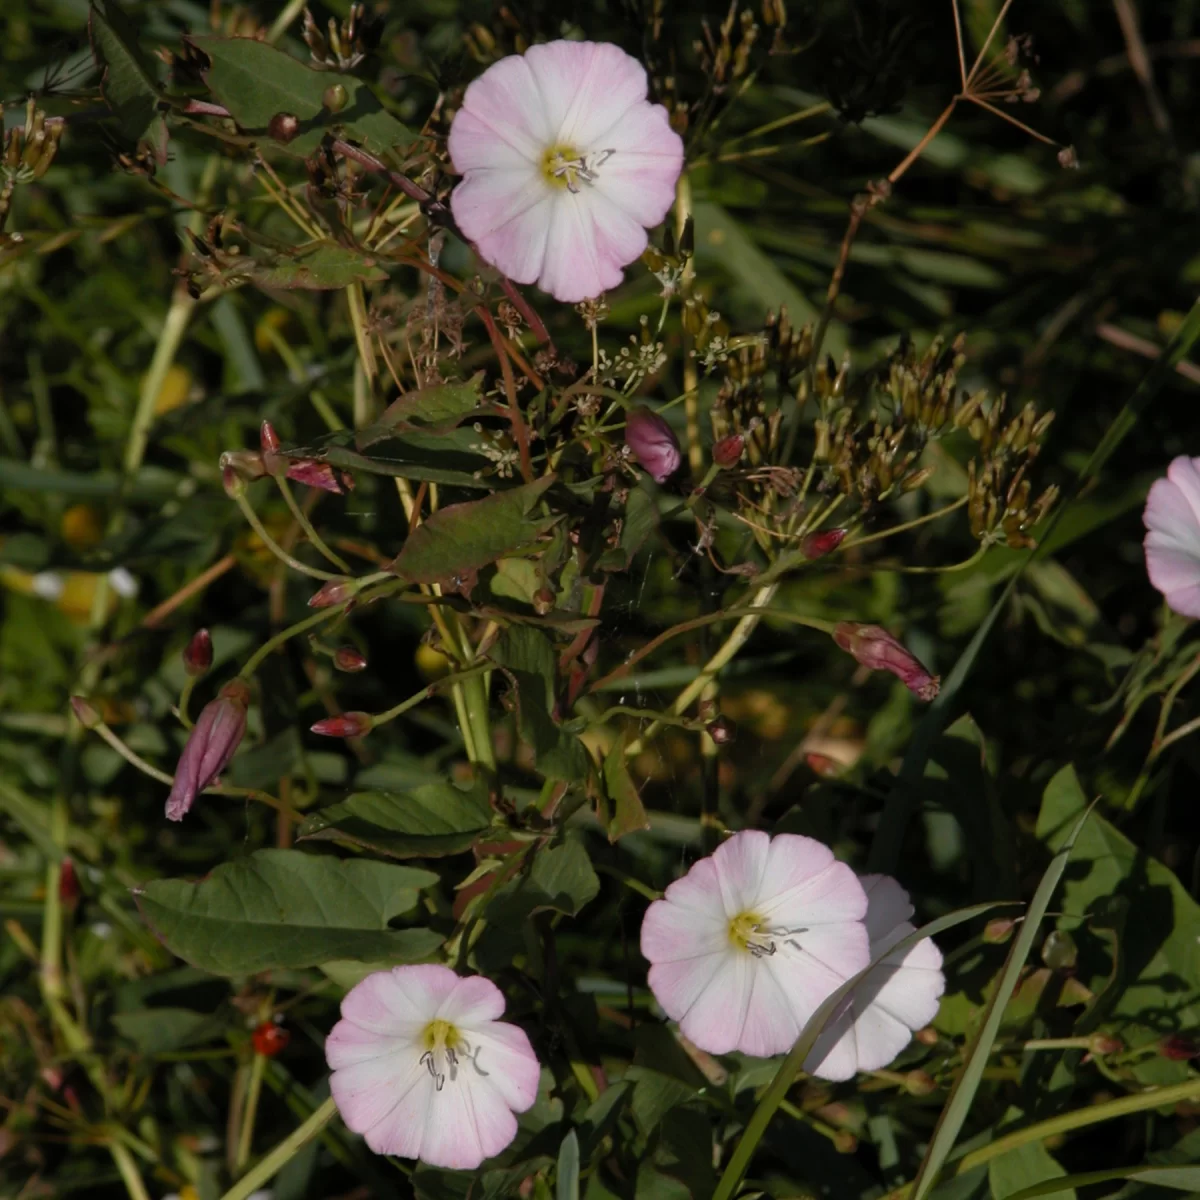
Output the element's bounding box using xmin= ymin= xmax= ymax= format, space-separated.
xmin=907 ymin=806 xmax=1095 ymax=1200
xmin=1002 ymin=1164 xmax=1200 ymax=1199
xmin=556 ymin=1128 xmax=580 ymax=1200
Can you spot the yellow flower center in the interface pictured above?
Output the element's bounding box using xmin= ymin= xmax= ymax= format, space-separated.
xmin=728 ymin=911 xmax=766 ymax=952
xmin=423 ymin=1018 xmax=462 ymax=1053
xmin=540 ymin=144 xmax=615 ymax=192
xmin=420 ymin=1018 xmax=490 ymax=1091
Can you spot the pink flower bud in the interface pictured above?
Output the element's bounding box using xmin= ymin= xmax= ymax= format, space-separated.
xmin=70 ymin=696 xmax=101 ymax=729
xmin=311 ymin=712 xmax=373 ymax=737
xmin=706 ymin=715 xmax=736 ymax=745
xmin=307 ymin=578 xmax=356 ymax=608
xmin=712 ymin=434 xmax=744 ymax=469
xmin=59 ymin=858 xmax=80 ymax=909
xmin=166 ymin=680 xmax=250 ymax=821
xmin=260 ymin=421 xmax=282 ymax=455
xmin=801 ymin=528 xmax=847 ymax=560
xmin=1159 ymin=1034 xmax=1199 ymax=1061
xmin=833 ymin=623 xmax=940 ymax=701
xmin=333 ymin=646 xmax=368 ymax=673
xmin=285 ymin=459 xmax=345 ymax=493
xmin=183 ymin=629 xmax=213 ymax=677
xmin=625 ymin=407 xmax=681 ymax=484
xmin=983 ymin=917 xmax=1015 ymax=944
xmin=1089 ymin=1034 xmax=1122 ymax=1056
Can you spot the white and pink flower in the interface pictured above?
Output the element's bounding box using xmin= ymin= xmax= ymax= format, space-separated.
xmin=803 ymin=874 xmax=945 ymax=1081
xmin=448 ymin=40 xmax=684 ymax=303
xmin=326 ymin=964 xmax=540 ymax=1170
xmin=1144 ymin=454 xmax=1200 ymax=619
xmin=639 ymin=830 xmax=871 ymax=1058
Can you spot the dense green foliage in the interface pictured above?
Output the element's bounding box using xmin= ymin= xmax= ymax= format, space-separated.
xmin=2 ymin=1 xmax=1199 ymax=1198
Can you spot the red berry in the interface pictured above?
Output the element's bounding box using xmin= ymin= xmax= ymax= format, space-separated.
xmin=252 ymin=1021 xmax=290 ymax=1057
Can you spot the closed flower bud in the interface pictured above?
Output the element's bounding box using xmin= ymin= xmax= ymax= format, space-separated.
xmin=983 ymin=917 xmax=1015 ymax=944
xmin=904 ymin=1070 xmax=936 ymax=1096
xmin=308 ymin=578 xmax=356 ymax=608
xmin=268 ymin=112 xmax=300 ymax=143
xmin=333 ymin=646 xmax=368 ymax=673
xmin=219 ymin=449 xmax=267 ymax=483
xmin=70 ymin=696 xmax=101 ymax=730
xmin=1089 ymin=1034 xmax=1122 ymax=1056
xmin=285 ymin=459 xmax=345 ymax=493
xmin=221 ymin=464 xmax=247 ymax=499
xmin=166 ymin=680 xmax=251 ymax=821
xmin=323 ymin=83 xmax=348 ymax=112
xmin=801 ymin=528 xmax=847 ymax=560
xmin=625 ymin=407 xmax=682 ymax=484
xmin=59 ymin=858 xmax=80 ymax=909
xmin=312 ymin=712 xmax=373 ymax=737
xmin=532 ymin=586 xmax=555 ymax=615
xmin=914 ymin=1026 xmax=939 ymax=1047
xmin=183 ymin=628 xmax=213 ymax=676
xmin=712 ymin=434 xmax=744 ymax=469
xmin=259 ymin=420 xmax=282 ymax=455
xmin=1159 ymin=1034 xmax=1199 ymax=1061
xmin=833 ymin=623 xmax=940 ymax=701
xmin=706 ymin=715 xmax=736 ymax=745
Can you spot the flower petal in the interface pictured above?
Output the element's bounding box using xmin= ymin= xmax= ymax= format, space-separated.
xmin=537 ymin=193 xmax=624 ymax=302
xmin=640 ymin=893 xmax=727 ymax=965
xmin=437 ymin=974 xmax=506 ymax=1028
xmin=417 ymin=1073 xmax=517 ymax=1170
xmin=760 ymin=920 xmax=871 ymax=1029
xmin=591 ymin=103 xmax=683 ymax=227
xmin=524 ymin=41 xmax=649 ymax=149
xmin=457 ymin=53 xmax=553 ymax=157
xmin=753 ymin=834 xmax=868 ymax=929
xmin=860 ymin=874 xmax=915 ymax=943
xmin=356 ymin=1063 xmax=439 ymax=1160
xmin=711 ymin=829 xmax=771 ymax=916
xmin=471 ymin=193 xmax=556 ymax=287
xmin=340 ymin=963 xmax=457 ymax=1035
xmin=467 ymin=1022 xmax=541 ymax=1113
xmin=736 ymin=959 xmax=802 ymax=1057
xmin=329 ymin=1044 xmax=425 ymax=1138
xmin=1166 ymin=455 xmax=1200 ymax=527
xmin=449 ymin=108 xmax=541 ymax=174
xmin=654 ymin=856 xmax=729 ymax=927
xmin=647 ymin=950 xmax=731 ymax=1024
xmin=676 ymin=949 xmax=755 ymax=1056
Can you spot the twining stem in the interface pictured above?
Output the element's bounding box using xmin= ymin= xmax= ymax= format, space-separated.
xmin=230 ymin=488 xmax=338 ymax=581
xmin=274 ymin=477 xmax=351 ymax=572
xmin=238 ymin=606 xmax=345 ymax=680
xmin=217 ymin=1096 xmax=338 ymax=1200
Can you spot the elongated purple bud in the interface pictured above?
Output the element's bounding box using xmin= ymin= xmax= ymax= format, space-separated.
xmin=833 ymin=623 xmax=940 ymax=701
xmin=311 ymin=712 xmax=373 ymax=737
xmin=166 ymin=680 xmax=250 ymax=821
xmin=333 ymin=646 xmax=368 ymax=672
xmin=308 ymin=578 xmax=356 ymax=608
xmin=801 ymin=528 xmax=847 ymax=560
xmin=625 ymin=407 xmax=682 ymax=484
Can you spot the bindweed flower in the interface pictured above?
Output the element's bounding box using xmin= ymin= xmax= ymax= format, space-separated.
xmin=640 ymin=830 xmax=870 ymax=1057
xmin=803 ymin=875 xmax=945 ymax=1081
xmin=834 ymin=623 xmax=940 ymax=701
xmin=625 ymin=407 xmax=682 ymax=484
xmin=1143 ymin=454 xmax=1200 ymax=619
xmin=326 ymin=964 xmax=540 ymax=1169
xmin=448 ymin=40 xmax=684 ymax=303
xmin=166 ymin=680 xmax=250 ymax=821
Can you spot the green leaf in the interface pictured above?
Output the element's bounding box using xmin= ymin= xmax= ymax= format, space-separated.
xmin=89 ymin=1 xmax=162 ymax=140
xmin=556 ymin=1129 xmax=580 ymax=1200
xmin=234 ymin=243 xmax=388 ymax=292
xmin=1001 ymin=1165 xmax=1200 ymax=1199
xmin=111 ymin=1007 xmax=225 ymax=1055
xmin=1036 ymin=765 xmax=1200 ymax=1077
xmin=134 ymin=849 xmax=440 ymax=975
xmin=988 ymin=1114 xmax=1074 ymax=1200
xmin=604 ymin=735 xmax=650 ymax=840
xmin=299 ymin=777 xmax=493 ymax=858
xmin=389 ymin=476 xmax=558 ymax=584
xmin=488 ymin=839 xmax=600 ymax=923
xmin=490 ymin=625 xmax=590 ymax=782
xmin=187 ymin=35 xmax=412 ymax=158
xmin=360 ymin=375 xmax=486 ymax=443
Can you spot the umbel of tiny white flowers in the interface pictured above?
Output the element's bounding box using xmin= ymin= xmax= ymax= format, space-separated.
xmin=803 ymin=874 xmax=945 ymax=1081
xmin=448 ymin=40 xmax=684 ymax=303
xmin=640 ymin=830 xmax=872 ymax=1058
xmin=325 ymin=964 xmax=540 ymax=1170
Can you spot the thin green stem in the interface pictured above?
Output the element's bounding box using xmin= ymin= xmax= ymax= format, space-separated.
xmin=840 ymin=497 xmax=969 ymax=551
xmin=178 ymin=675 xmax=197 ymax=729
xmin=235 ymin=1050 xmax=268 ymax=1172
xmin=460 ymin=670 xmax=496 ymax=770
xmin=231 ymin=490 xmax=338 ymax=581
xmin=274 ymin=477 xmax=351 ymax=571
xmin=109 ymin=1140 xmax=152 ymax=1200
xmin=218 ymin=1096 xmax=338 ymax=1200
xmin=372 ymin=664 xmax=492 ymax=728
xmin=265 ymin=0 xmax=308 ymax=43
xmin=91 ymin=721 xmax=175 ymax=785
xmin=238 ymin=606 xmax=344 ymax=680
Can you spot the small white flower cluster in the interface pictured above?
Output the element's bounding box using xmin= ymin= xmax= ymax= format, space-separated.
xmin=469 ymin=423 xmax=520 ymax=479
xmin=597 ymin=336 xmax=668 ymax=389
